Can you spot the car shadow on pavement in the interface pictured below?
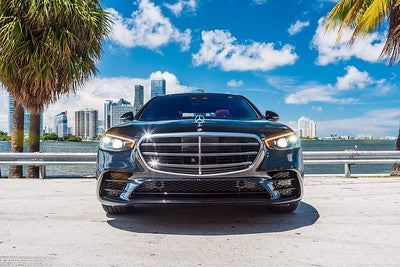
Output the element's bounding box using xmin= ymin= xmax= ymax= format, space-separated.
xmin=106 ymin=201 xmax=319 ymax=235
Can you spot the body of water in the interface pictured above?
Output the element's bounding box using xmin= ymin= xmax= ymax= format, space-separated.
xmin=0 ymin=139 xmax=396 ymax=177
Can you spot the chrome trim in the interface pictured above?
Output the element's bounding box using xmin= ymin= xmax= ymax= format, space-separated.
xmin=154 ymin=161 xmax=253 ymax=169
xmin=198 ymin=136 xmax=202 ymax=175
xmin=136 ymin=132 xmax=263 ymax=177
xmin=140 ymin=142 xmax=259 ymax=146
xmin=142 ymin=151 xmax=258 ymax=157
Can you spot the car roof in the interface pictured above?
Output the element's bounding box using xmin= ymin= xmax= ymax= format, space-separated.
xmin=155 ymin=93 xmax=243 ymax=98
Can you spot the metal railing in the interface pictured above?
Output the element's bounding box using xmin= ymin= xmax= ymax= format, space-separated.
xmin=304 ymin=151 xmax=400 ymax=178
xmin=0 ymin=153 xmax=96 ymax=178
xmin=0 ymin=150 xmax=399 ymax=178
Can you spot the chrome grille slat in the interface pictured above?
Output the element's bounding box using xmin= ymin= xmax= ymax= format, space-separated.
xmin=140 ymin=142 xmax=259 ymax=146
xmin=138 ymin=133 xmax=261 ymax=176
xmin=142 ymin=151 xmax=258 ymax=157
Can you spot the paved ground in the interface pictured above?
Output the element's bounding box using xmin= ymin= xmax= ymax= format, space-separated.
xmin=0 ymin=177 xmax=399 ymax=266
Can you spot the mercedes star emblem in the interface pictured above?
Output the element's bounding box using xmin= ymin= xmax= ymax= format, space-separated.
xmin=195 ymin=114 xmax=205 ymax=127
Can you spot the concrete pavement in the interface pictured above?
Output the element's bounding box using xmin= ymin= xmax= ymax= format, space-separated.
xmin=0 ymin=177 xmax=399 ymax=266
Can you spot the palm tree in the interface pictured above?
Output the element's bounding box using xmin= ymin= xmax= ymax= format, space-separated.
xmin=326 ymin=0 xmax=400 ymax=175
xmin=0 ymin=0 xmax=111 ymax=178
xmin=9 ymin=100 xmax=24 ymax=178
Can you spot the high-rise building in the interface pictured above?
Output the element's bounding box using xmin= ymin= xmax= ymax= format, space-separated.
xmin=134 ymin=85 xmax=144 ymax=112
xmin=97 ymin=120 xmax=104 ymax=135
xmin=297 ymin=117 xmax=317 ymax=138
xmin=75 ymin=109 xmax=98 ymax=139
xmin=104 ymin=100 xmax=113 ymax=131
xmin=54 ymin=111 xmax=68 ymax=138
xmin=103 ymin=99 xmax=135 ymax=129
xmin=310 ymin=120 xmax=317 ymax=139
xmin=151 ymin=79 xmax=166 ymax=98
xmin=8 ymin=96 xmax=43 ymax=136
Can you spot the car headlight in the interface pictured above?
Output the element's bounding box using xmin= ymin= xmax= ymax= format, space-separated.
xmin=263 ymin=132 xmax=300 ymax=150
xmin=100 ymin=133 xmax=136 ymax=151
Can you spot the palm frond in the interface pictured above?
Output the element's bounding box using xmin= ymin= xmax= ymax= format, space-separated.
xmin=0 ymin=0 xmax=112 ymax=112
xmin=351 ymin=0 xmax=390 ymax=42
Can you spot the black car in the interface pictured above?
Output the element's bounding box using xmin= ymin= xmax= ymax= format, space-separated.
xmin=97 ymin=93 xmax=303 ymax=214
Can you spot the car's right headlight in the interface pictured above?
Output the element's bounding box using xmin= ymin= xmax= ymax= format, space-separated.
xmin=263 ymin=132 xmax=300 ymax=150
xmin=100 ymin=133 xmax=136 ymax=151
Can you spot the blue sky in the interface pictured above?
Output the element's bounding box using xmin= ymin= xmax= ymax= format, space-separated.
xmin=0 ymin=0 xmax=399 ymax=137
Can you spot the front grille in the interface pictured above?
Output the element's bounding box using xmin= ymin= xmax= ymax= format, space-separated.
xmin=138 ymin=133 xmax=261 ymax=175
xmin=134 ymin=180 xmax=266 ymax=194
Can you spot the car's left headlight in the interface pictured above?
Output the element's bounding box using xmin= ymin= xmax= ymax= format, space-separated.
xmin=100 ymin=133 xmax=136 ymax=151
xmin=263 ymin=132 xmax=300 ymax=150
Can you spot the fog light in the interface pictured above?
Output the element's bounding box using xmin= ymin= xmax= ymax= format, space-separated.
xmin=274 ymin=179 xmax=292 ymax=188
xmin=279 ymin=188 xmax=294 ymax=196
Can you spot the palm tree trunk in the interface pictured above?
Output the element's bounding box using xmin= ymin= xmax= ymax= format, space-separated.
xmin=391 ymin=127 xmax=400 ymax=176
xmin=27 ymin=112 xmax=41 ymax=178
xmin=9 ymin=100 xmax=24 ymax=178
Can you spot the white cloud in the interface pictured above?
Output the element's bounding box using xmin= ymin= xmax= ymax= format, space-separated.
xmin=288 ymin=20 xmax=310 ymax=36
xmin=192 ymin=30 xmax=298 ymax=71
xmin=317 ymin=108 xmax=400 ymax=136
xmin=312 ymin=17 xmax=385 ymax=65
xmin=336 ymin=66 xmax=373 ymax=90
xmin=312 ymin=106 xmax=323 ymax=112
xmin=107 ymin=0 xmax=191 ymax=51
xmin=252 ymin=0 xmax=267 ymax=5
xmin=275 ymin=66 xmax=392 ymax=104
xmin=227 ymin=79 xmax=244 ymax=87
xmin=164 ymin=0 xmax=197 ymax=16
xmin=335 ymin=66 xmax=392 ymax=94
xmin=284 ymin=85 xmax=354 ymax=104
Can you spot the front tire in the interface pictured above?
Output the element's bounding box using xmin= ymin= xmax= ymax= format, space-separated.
xmin=102 ymin=205 xmax=132 ymax=214
xmin=269 ymin=202 xmax=299 ymax=213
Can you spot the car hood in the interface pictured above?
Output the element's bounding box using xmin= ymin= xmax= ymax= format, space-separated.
xmin=106 ymin=119 xmax=293 ymax=140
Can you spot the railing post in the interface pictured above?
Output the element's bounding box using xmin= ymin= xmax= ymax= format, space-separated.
xmin=39 ymin=166 xmax=46 ymax=179
xmin=344 ymin=163 xmax=352 ymax=178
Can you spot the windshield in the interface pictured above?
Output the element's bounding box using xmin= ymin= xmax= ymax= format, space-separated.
xmin=138 ymin=94 xmax=261 ymax=121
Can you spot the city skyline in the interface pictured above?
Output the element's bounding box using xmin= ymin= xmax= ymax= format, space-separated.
xmin=0 ymin=0 xmax=399 ymax=137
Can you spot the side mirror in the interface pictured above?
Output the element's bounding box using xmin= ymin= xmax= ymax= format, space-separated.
xmin=265 ymin=110 xmax=279 ymax=122
xmin=120 ymin=111 xmax=134 ymax=123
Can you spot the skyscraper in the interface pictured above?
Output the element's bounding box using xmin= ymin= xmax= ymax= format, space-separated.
xmin=310 ymin=120 xmax=317 ymax=139
xmin=8 ymin=96 xmax=43 ymax=136
xmin=54 ymin=111 xmax=68 ymax=138
xmin=103 ymin=99 xmax=135 ymax=129
xmin=297 ymin=117 xmax=317 ymax=138
xmin=104 ymin=100 xmax=113 ymax=131
xmin=75 ymin=109 xmax=98 ymax=139
xmin=134 ymin=85 xmax=144 ymax=112
xmin=151 ymin=79 xmax=166 ymax=98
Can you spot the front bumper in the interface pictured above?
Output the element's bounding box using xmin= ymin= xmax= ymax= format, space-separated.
xmin=97 ymin=171 xmax=303 ymax=206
